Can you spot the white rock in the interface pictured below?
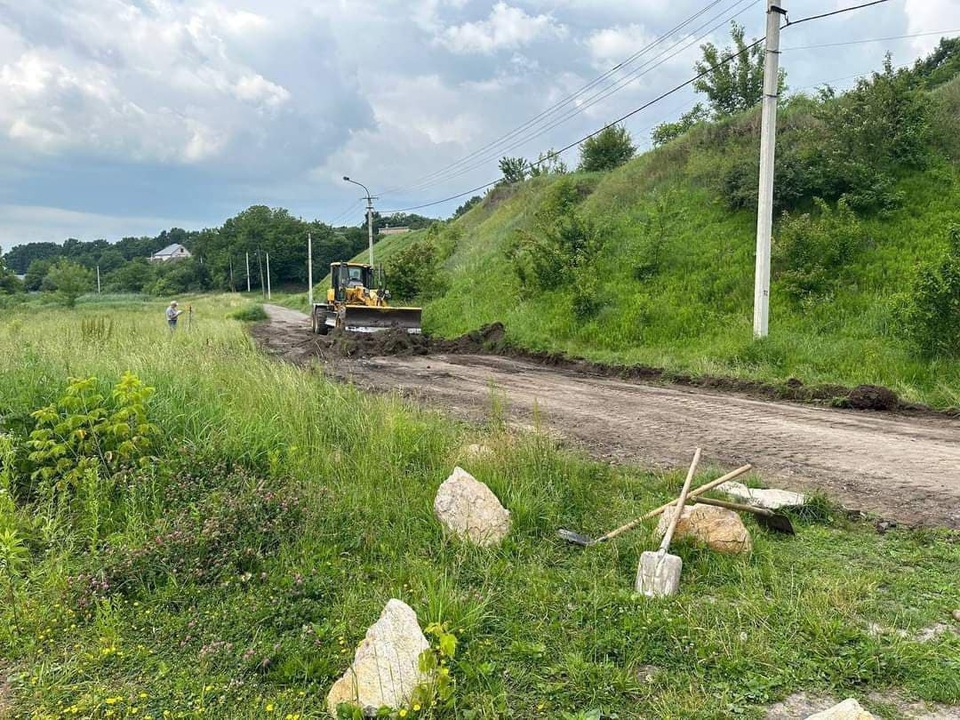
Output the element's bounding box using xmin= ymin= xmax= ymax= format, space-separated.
xmin=719 ymin=481 xmax=806 ymax=510
xmin=656 ymin=503 xmax=753 ymax=554
xmin=805 ymin=698 xmax=876 ymax=719
xmin=326 ymin=599 xmax=430 ymax=717
xmin=434 ymin=467 xmax=511 ymax=546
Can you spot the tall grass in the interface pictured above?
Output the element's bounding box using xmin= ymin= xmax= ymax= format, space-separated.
xmin=0 ymin=304 xmax=957 ymax=718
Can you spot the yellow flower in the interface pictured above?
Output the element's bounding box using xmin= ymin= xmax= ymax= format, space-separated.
xmin=399 ymin=711 xmax=408 ymax=718
xmin=413 ymin=705 xmax=421 ymax=712
xmin=265 ymin=704 xmax=275 ymax=713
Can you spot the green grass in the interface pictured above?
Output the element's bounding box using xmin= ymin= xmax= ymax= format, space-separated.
xmin=0 ymin=303 xmax=957 ymax=719
xmin=337 ymin=84 xmax=960 ymax=409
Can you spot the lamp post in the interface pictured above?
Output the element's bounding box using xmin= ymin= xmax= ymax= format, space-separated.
xmin=343 ymin=176 xmax=376 ymax=266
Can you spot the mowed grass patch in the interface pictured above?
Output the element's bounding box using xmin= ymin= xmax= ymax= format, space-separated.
xmin=0 ymin=304 xmax=957 ymax=719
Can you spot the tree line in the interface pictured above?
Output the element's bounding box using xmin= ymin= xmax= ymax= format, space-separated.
xmin=0 ymin=206 xmax=435 ymax=300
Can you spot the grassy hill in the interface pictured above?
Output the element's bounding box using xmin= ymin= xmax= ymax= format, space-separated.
xmin=360 ymin=71 xmax=960 ymax=409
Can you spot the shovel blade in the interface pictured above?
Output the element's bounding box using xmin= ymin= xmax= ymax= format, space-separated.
xmin=558 ymin=528 xmax=595 ymax=547
xmin=636 ymin=551 xmax=683 ymax=598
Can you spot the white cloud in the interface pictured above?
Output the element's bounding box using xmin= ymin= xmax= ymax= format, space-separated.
xmin=903 ymin=0 xmax=960 ymax=53
xmin=0 ymin=2 xmax=293 ymax=163
xmin=438 ymin=2 xmax=567 ymax=54
xmin=586 ymin=24 xmax=655 ymax=69
xmin=0 ymin=204 xmax=204 ymax=245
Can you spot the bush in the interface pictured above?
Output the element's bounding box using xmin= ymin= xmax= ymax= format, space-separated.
xmin=230 ymin=304 xmax=268 ymax=322
xmin=578 ymin=124 xmax=635 ymax=172
xmin=774 ymin=199 xmax=865 ymax=301
xmin=386 ymin=238 xmax=447 ymax=302
xmin=900 ymin=225 xmax=960 ymax=357
xmin=41 ymin=260 xmax=94 ymax=307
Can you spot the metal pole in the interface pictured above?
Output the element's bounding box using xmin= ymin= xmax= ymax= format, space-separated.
xmin=265 ymin=252 xmax=272 ymax=300
xmin=307 ymin=232 xmax=314 ymax=307
xmin=246 ymin=252 xmax=251 ymax=293
xmin=366 ymin=199 xmax=375 ymax=266
xmin=753 ymin=1 xmax=784 ymax=338
xmin=257 ymin=251 xmax=264 ymax=297
xmin=96 ymin=265 xmax=101 ymax=294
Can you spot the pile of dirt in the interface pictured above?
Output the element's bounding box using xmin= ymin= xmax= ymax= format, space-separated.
xmin=326 ymin=322 xmax=509 ymax=358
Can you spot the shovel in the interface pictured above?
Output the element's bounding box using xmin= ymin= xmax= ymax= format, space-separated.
xmin=692 ymin=497 xmax=795 ymax=535
xmin=636 ymin=448 xmax=701 ymax=598
xmin=558 ymin=463 xmax=753 ymax=547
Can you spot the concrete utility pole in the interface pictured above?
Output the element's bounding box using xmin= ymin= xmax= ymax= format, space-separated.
xmin=96 ymin=265 xmax=101 ymax=294
xmin=753 ymin=0 xmax=785 ymax=338
xmin=343 ymin=176 xmax=377 ymax=266
xmin=307 ymin=232 xmax=314 ymax=307
xmin=229 ymin=256 xmax=235 ymax=291
xmin=265 ymin=252 xmax=272 ymax=300
xmin=257 ymin=251 xmax=265 ymax=298
xmin=246 ymin=252 xmax=251 ymax=293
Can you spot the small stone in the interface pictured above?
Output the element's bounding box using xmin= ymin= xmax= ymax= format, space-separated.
xmin=656 ymin=503 xmax=752 ymax=554
xmin=434 ymin=467 xmax=511 ymax=546
xmin=718 ymin=481 xmax=806 ymax=510
xmin=952 ymin=609 xmax=960 ymax=623
xmin=804 ymin=698 xmax=876 ymax=719
xmin=326 ymin=599 xmax=430 ymax=717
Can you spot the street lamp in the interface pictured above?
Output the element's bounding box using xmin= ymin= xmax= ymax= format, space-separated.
xmin=343 ymin=176 xmax=376 ymax=267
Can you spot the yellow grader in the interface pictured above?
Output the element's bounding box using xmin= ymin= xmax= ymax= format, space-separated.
xmin=311 ymin=262 xmax=422 ymax=334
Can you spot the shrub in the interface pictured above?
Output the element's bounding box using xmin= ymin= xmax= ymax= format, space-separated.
xmin=774 ymin=199 xmax=865 ymax=301
xmin=25 ymin=373 xmax=157 ymax=495
xmin=41 ymin=260 xmax=94 ymax=307
xmin=900 ymin=225 xmax=960 ymax=357
xmin=230 ymin=304 xmax=268 ymax=322
xmin=578 ymin=124 xmax=635 ymax=172
xmin=386 ymin=238 xmax=447 ymax=301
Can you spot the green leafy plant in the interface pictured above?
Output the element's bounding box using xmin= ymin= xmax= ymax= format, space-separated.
xmin=774 ymin=198 xmax=865 ymax=301
xmin=26 ymin=372 xmax=157 ymax=493
xmin=899 ymin=225 xmax=960 ymax=357
xmin=578 ymin=124 xmax=635 ymax=172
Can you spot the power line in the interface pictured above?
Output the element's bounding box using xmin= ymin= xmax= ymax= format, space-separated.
xmin=384 ymin=0 xmax=895 ymax=215
xmin=783 ymin=28 xmax=959 ymax=51
xmin=387 ymin=0 xmax=759 ymax=198
xmin=784 ymin=0 xmax=892 ymax=27
xmin=328 ymin=199 xmax=364 ymax=226
xmin=379 ymin=0 xmax=756 ymax=198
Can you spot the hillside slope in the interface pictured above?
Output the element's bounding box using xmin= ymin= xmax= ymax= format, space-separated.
xmin=367 ymin=73 xmax=960 ymax=408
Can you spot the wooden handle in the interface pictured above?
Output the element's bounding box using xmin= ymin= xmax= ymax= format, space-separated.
xmin=598 ymin=463 xmax=753 ymax=542
xmin=658 ymin=448 xmax=701 ymax=552
xmin=693 ymin=496 xmax=774 ymax=517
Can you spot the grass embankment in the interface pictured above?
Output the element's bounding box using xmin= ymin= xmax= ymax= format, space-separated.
xmin=0 ymin=302 xmax=957 ymax=718
xmin=347 ymin=78 xmax=960 ymax=409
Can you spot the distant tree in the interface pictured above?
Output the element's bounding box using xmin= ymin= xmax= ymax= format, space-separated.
xmin=3 ymin=241 xmax=61 ymax=274
xmin=24 ymin=258 xmax=54 ymax=291
xmin=652 ymin=104 xmax=709 ymax=146
xmin=578 ymin=124 xmax=635 ymax=172
xmin=694 ymin=22 xmax=785 ymax=117
xmin=0 ymin=256 xmax=24 ymax=295
xmin=106 ymin=258 xmax=155 ymax=293
xmin=911 ymin=36 xmax=960 ymax=89
xmin=453 ymin=196 xmax=482 ymax=219
xmin=529 ymin=149 xmax=568 ymax=177
xmin=498 ymin=156 xmax=528 ymax=185
xmin=42 ymin=260 xmax=94 ymax=307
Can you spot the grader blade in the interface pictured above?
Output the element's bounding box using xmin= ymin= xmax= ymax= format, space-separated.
xmin=341 ymin=305 xmax=422 ymax=333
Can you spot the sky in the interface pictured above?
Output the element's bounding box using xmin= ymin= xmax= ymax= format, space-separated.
xmin=0 ymin=0 xmax=958 ymax=248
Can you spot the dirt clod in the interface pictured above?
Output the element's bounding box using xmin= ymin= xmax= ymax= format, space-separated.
xmin=845 ymin=384 xmax=900 ymax=411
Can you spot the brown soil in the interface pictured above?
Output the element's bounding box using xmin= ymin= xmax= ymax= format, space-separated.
xmin=254 ymin=305 xmax=960 ymax=529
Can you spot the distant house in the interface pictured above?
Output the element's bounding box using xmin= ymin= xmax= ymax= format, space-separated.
xmin=379 ymin=226 xmax=411 ymax=236
xmin=149 ymin=243 xmax=192 ymax=262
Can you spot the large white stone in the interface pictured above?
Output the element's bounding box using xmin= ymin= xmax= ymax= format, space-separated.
xmin=718 ymin=481 xmax=806 ymax=510
xmin=326 ymin=599 xmax=430 ymax=717
xmin=434 ymin=467 xmax=511 ymax=546
xmin=656 ymin=503 xmax=753 ymax=554
xmin=805 ymin=698 xmax=876 ymax=720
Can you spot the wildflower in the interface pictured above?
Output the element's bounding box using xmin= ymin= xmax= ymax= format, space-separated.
xmin=266 ymin=704 xmax=275 ymax=713
xmin=413 ymin=705 xmax=421 ymax=712
xmin=399 ymin=710 xmax=408 ymax=718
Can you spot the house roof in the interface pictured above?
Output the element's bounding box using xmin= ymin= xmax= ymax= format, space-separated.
xmin=153 ymin=243 xmax=188 ymax=256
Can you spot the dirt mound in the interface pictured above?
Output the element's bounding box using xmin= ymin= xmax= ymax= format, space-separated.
xmin=845 ymin=384 xmax=900 ymax=411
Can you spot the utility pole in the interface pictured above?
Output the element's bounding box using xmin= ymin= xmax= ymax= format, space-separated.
xmin=96 ymin=265 xmax=101 ymax=294
xmin=307 ymin=232 xmax=314 ymax=307
xmin=257 ymin=250 xmax=265 ymax=298
xmin=229 ymin=256 xmax=235 ymax=292
xmin=266 ymin=252 xmax=272 ymax=300
xmin=343 ymin=176 xmax=377 ymax=266
xmin=753 ymin=0 xmax=785 ymax=338
xmin=246 ymin=252 xmax=251 ymax=293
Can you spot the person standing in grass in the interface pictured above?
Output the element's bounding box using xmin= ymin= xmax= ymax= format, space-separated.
xmin=166 ymin=300 xmax=183 ymax=331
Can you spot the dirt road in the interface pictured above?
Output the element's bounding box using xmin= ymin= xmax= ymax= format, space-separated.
xmin=258 ymin=305 xmax=960 ymax=528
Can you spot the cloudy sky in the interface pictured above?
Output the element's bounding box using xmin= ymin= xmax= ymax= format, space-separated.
xmin=0 ymin=0 xmax=957 ymax=247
